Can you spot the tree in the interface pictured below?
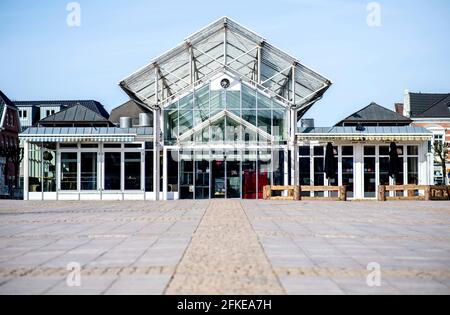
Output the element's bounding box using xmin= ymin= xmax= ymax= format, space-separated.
xmin=433 ymin=140 xmax=450 ymax=185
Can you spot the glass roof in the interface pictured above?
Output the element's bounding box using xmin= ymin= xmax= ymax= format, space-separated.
xmin=120 ymin=17 xmax=332 ymax=116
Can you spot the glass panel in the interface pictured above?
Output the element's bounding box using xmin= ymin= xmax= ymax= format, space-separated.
xmin=179 ymin=110 xmax=193 ymax=135
xmin=299 ymin=157 xmax=311 ymax=185
xmin=299 ymin=146 xmax=310 ymax=156
xmin=273 ymin=150 xmax=285 ymax=186
xmin=408 ymin=146 xmax=419 ymax=156
xmin=242 ymin=110 xmax=256 ymax=127
xmin=211 ymin=118 xmax=225 ymax=142
xmin=408 ymin=157 xmax=418 ymax=184
xmin=395 ymin=157 xmax=404 ymax=185
xmin=379 ymin=157 xmax=390 ymax=185
xmin=145 ymin=151 xmax=153 ymax=192
xmin=60 ymin=143 xmax=77 ymax=148
xmin=342 ymin=146 xmax=353 ymax=156
xmin=342 ymin=157 xmax=354 ymax=198
xmin=164 ymin=109 xmax=178 ymax=142
xmin=180 ymin=152 xmax=193 ymax=199
xmin=81 ymin=152 xmax=97 ymax=190
xmin=243 ymin=128 xmax=257 ymax=143
xmin=42 ymin=145 xmax=56 ymax=192
xmin=226 ymin=91 xmax=240 ymax=110
xmin=242 ymin=151 xmax=257 ymax=199
xmin=258 ymin=110 xmax=271 ymax=134
xmin=179 ymin=93 xmax=193 ymax=110
xmin=242 ymin=85 xmax=256 ymax=109
xmin=168 ymin=150 xmax=179 ymax=193
xmin=226 ymin=118 xmax=241 ymax=142
xmin=210 ymin=90 xmax=225 ymax=115
xmin=379 ymin=146 xmax=390 ymax=156
xmin=212 ymin=160 xmax=225 ymax=199
xmin=194 ymin=85 xmax=210 ymax=125
xmin=227 ymin=160 xmax=241 ymax=198
xmin=104 ymin=144 xmax=121 ymax=148
xmin=195 ymin=159 xmax=210 ymax=200
xmin=314 ymin=157 xmax=324 ymax=196
xmin=195 ymin=127 xmax=210 ymax=143
xmin=314 ymin=146 xmax=324 ymax=156
xmin=81 ymin=144 xmax=98 ymax=148
xmin=258 ymin=154 xmax=271 ymax=199
xmin=364 ymin=146 xmax=376 ymax=156
xmin=124 ymin=152 xmax=141 ymax=190
xmin=272 ymin=109 xmax=285 ymax=141
xmin=364 ymin=157 xmax=376 ymax=198
xmin=61 ymin=152 xmax=77 ymax=191
xmin=257 ymin=92 xmax=271 ymax=109
xmin=28 ymin=144 xmax=42 ymax=192
xmin=105 ymin=152 xmax=121 ymax=190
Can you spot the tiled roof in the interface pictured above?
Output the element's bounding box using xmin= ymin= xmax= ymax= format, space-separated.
xmin=39 ymin=104 xmax=110 ymax=124
xmin=336 ymin=102 xmax=411 ymax=125
xmin=13 ymin=100 xmax=110 ymax=119
xmin=409 ymin=92 xmax=450 ymax=118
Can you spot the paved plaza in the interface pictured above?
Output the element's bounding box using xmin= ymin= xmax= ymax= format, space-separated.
xmin=0 ymin=200 xmax=449 ymax=295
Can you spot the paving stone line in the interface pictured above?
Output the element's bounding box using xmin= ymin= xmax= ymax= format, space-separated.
xmin=256 ymin=231 xmax=450 ymax=242
xmin=165 ymin=200 xmax=285 ymax=295
xmin=274 ymin=267 xmax=450 ymax=280
xmin=0 ymin=266 xmax=175 ymax=277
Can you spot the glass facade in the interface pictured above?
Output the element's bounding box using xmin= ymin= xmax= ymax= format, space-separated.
xmin=164 ymin=83 xmax=288 ymax=145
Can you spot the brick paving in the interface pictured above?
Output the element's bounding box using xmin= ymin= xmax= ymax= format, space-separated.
xmin=0 ymin=200 xmax=449 ymax=295
xmin=165 ymin=200 xmax=284 ymax=295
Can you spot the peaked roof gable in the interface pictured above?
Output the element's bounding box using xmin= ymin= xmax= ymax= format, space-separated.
xmin=120 ymin=17 xmax=331 ymax=116
xmin=178 ymin=110 xmax=273 ymax=142
xmin=337 ymin=102 xmax=411 ymax=125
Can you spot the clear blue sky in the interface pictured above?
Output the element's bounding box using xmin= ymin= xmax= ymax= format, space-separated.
xmin=1 ymin=0 xmax=449 ymax=126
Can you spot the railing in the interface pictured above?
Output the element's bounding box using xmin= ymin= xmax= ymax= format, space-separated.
xmin=263 ymin=185 xmax=347 ymax=201
xmin=378 ymin=185 xmax=450 ymax=201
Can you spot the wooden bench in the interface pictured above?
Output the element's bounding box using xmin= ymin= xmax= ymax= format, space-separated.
xmin=378 ymin=185 xmax=430 ymax=201
xmin=263 ymin=185 xmax=347 ymax=201
xmin=263 ymin=186 xmax=300 ymax=201
xmin=301 ymin=185 xmax=347 ymax=201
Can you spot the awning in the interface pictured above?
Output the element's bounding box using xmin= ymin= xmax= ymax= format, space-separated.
xmin=19 ymin=126 xmax=153 ymax=143
xmin=20 ymin=135 xmax=135 ymax=143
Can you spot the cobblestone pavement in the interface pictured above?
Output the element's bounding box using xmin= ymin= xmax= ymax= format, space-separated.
xmin=0 ymin=200 xmax=449 ymax=295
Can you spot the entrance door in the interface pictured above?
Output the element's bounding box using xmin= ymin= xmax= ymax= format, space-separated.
xmin=227 ymin=161 xmax=241 ymax=198
xmin=212 ymin=160 xmax=225 ymax=198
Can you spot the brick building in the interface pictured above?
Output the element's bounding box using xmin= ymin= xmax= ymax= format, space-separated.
xmin=396 ymin=90 xmax=450 ymax=184
xmin=0 ymin=90 xmax=20 ymax=197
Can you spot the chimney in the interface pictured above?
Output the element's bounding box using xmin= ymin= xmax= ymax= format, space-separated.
xmin=395 ymin=103 xmax=404 ymax=115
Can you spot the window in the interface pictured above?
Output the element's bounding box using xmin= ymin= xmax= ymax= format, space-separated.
xmin=341 ymin=146 xmax=354 ymax=198
xmin=364 ymin=146 xmax=376 ymax=198
xmin=80 ymin=153 xmax=97 ymax=190
xmin=105 ymin=152 xmax=121 ymax=190
xmin=407 ymin=146 xmax=419 ymax=185
xmin=124 ymin=152 xmax=141 ymax=190
xmin=313 ymin=147 xmax=325 ymax=196
xmin=46 ymin=110 xmax=56 ymax=117
xmin=19 ymin=110 xmax=28 ymax=119
xmin=61 ymin=153 xmax=77 ymax=190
